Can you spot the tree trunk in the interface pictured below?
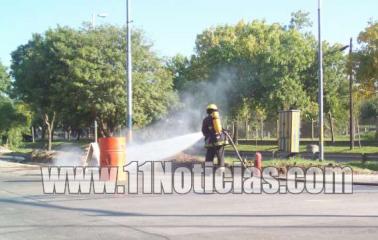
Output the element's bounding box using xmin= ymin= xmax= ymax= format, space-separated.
xmin=68 ymin=127 xmax=72 ymax=141
xmin=51 ymin=128 xmax=55 ymax=142
xmin=233 ymin=121 xmax=239 ymax=145
xmin=356 ymin=117 xmax=361 ymax=148
xmin=375 ymin=117 xmax=378 ymax=140
xmin=255 ymin=127 xmax=258 ymax=146
xmin=48 ymin=129 xmax=52 ymax=151
xmin=311 ymin=119 xmax=315 ymax=140
xmin=276 ymin=119 xmax=279 ymax=140
xmin=98 ymin=119 xmax=110 ymax=138
xmin=94 ymin=120 xmax=98 ymax=142
xmin=43 ymin=112 xmax=56 ymax=151
xmin=77 ymin=129 xmax=81 ymax=141
xmin=41 ymin=126 xmax=45 ymax=141
xmin=245 ymin=120 xmax=248 ymax=139
xmin=31 ymin=126 xmax=35 ymax=143
xmin=328 ymin=112 xmax=335 ymax=143
xmin=260 ymin=118 xmax=264 ymax=140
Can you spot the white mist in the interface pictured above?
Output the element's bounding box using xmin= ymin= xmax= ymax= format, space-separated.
xmin=127 ymin=132 xmax=203 ymax=163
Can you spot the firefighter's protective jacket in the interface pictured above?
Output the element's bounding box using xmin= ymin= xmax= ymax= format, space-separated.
xmin=201 ymin=115 xmax=227 ymax=148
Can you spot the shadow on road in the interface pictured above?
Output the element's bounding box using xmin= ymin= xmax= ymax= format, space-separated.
xmin=1 ymin=197 xmax=378 ymax=219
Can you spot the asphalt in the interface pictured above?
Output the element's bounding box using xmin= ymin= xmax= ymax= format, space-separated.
xmin=1 ymin=160 xmax=378 ymax=240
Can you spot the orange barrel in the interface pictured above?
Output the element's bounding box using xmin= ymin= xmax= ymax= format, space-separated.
xmin=98 ymin=137 xmax=126 ymax=181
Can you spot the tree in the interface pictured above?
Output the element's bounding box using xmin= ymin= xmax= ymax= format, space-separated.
xmin=322 ymin=43 xmax=349 ymax=142
xmin=360 ymin=96 xmax=378 ymax=139
xmin=289 ymin=10 xmax=313 ymax=31
xmin=0 ymin=61 xmax=10 ymax=95
xmin=52 ymin=25 xmax=177 ymax=137
xmin=176 ymin=19 xmax=317 ymax=119
xmin=0 ymin=60 xmax=32 ymax=148
xmin=166 ymin=54 xmax=190 ymax=90
xmin=11 ymin=33 xmax=65 ymax=150
xmin=356 ymin=21 xmax=378 ymax=96
xmin=11 ymin=25 xmax=177 ymax=145
xmin=0 ymin=97 xmax=32 ymax=148
xmin=169 ymin=15 xmax=350 ymax=142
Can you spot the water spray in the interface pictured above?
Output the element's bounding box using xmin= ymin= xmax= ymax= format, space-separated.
xmin=127 ymin=132 xmax=203 ymax=163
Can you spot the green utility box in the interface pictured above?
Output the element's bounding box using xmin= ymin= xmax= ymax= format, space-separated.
xmin=278 ymin=110 xmax=300 ymax=153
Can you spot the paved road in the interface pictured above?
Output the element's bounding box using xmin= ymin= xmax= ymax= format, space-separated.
xmin=1 ymin=160 xmax=378 ymax=240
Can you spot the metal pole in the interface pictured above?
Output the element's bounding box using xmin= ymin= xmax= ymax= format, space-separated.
xmin=349 ymin=37 xmax=355 ymax=149
xmin=94 ymin=120 xmax=98 ymax=143
xmin=126 ymin=0 xmax=133 ymax=141
xmin=317 ymin=0 xmax=324 ymax=161
xmin=92 ymin=13 xmax=95 ymax=28
xmin=31 ymin=126 xmax=35 ymax=143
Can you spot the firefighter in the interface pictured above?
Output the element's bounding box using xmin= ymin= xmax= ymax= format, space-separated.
xmin=201 ymin=104 xmax=227 ymax=167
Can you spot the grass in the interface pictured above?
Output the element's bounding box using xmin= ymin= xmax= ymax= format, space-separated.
xmin=347 ymin=161 xmax=378 ymax=172
xmin=242 ymin=132 xmax=376 ymax=142
xmin=323 ymin=146 xmax=378 ymax=154
xmin=225 ymin=144 xmax=378 ymax=154
xmin=225 ymin=144 xmax=279 ymax=152
xmin=224 ymin=156 xmax=378 ymax=174
xmin=10 ymin=139 xmax=91 ymax=155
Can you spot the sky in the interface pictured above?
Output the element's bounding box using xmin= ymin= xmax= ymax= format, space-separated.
xmin=0 ymin=0 xmax=377 ymax=67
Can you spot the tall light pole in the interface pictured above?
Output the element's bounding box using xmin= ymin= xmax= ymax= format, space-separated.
xmin=91 ymin=12 xmax=107 ymax=143
xmin=317 ymin=0 xmax=324 ymax=161
xmin=91 ymin=13 xmax=108 ymax=28
xmin=94 ymin=120 xmax=98 ymax=143
xmin=349 ymin=37 xmax=355 ymax=150
xmin=126 ymin=0 xmax=133 ymax=141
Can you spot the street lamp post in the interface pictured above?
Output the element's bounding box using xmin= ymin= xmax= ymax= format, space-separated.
xmin=94 ymin=120 xmax=98 ymax=143
xmin=91 ymin=12 xmax=107 ymax=143
xmin=91 ymin=13 xmax=108 ymax=28
xmin=317 ymin=0 xmax=324 ymax=161
xmin=321 ymin=43 xmax=352 ymax=151
xmin=126 ymin=0 xmax=133 ymax=141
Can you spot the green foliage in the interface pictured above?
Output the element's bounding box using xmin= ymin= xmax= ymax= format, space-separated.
xmin=322 ymin=42 xmax=349 ymax=127
xmin=8 ymin=14 xmax=370 ymax=142
xmin=361 ymin=96 xmax=378 ymax=119
xmin=360 ymin=96 xmax=378 ymax=139
xmin=289 ymin=10 xmax=313 ymax=30
xmin=7 ymin=128 xmax=23 ymax=148
xmin=166 ymin=54 xmax=190 ymax=90
xmin=11 ymin=25 xmax=177 ymax=138
xmin=0 ymin=61 xmax=10 ymax=95
xmin=11 ymin=31 xmax=64 ymax=149
xmin=0 ymin=97 xmax=32 ymax=148
xmin=165 ymin=14 xmax=353 ymax=142
xmin=356 ymin=21 xmax=378 ymax=96
xmin=0 ymin=97 xmax=14 ymax=133
xmin=11 ymin=32 xmax=60 ymax=133
xmin=169 ymin=18 xmax=347 ymax=126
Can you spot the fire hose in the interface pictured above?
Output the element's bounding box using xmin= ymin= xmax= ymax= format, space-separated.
xmin=223 ymin=130 xmax=248 ymax=168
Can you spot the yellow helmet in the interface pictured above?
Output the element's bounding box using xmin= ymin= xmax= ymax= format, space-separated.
xmin=207 ymin=104 xmax=218 ymax=111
